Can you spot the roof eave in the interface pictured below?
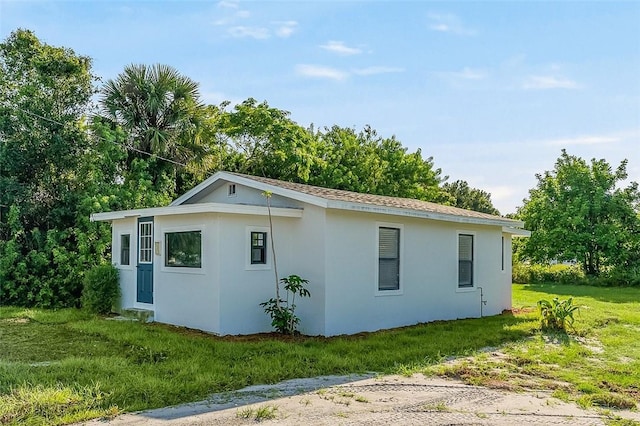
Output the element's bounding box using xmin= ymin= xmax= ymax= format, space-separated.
xmin=328 ymin=200 xmax=524 ymax=228
xmin=90 ymin=202 xmax=303 ymax=222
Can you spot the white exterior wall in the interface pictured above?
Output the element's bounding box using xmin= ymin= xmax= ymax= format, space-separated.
xmin=323 ymin=210 xmax=510 ymax=336
xmin=153 ymin=213 xmax=220 ymax=333
xmin=215 ymin=204 xmax=326 ymax=335
xmin=109 ymin=189 xmax=514 ymax=336
xmin=111 ymin=218 xmax=137 ymax=310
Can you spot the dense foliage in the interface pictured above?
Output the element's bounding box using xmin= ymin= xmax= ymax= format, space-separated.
xmin=82 ymin=263 xmax=120 ymax=314
xmin=516 ymin=150 xmax=640 ymax=277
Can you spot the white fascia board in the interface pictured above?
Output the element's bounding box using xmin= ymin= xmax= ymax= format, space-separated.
xmin=328 ymin=200 xmax=524 ymax=228
xmin=90 ymin=202 xmax=303 ymax=222
xmin=502 ymin=226 xmax=531 ymax=237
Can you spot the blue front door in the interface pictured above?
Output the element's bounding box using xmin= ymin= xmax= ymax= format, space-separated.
xmin=137 ymin=217 xmax=154 ymax=304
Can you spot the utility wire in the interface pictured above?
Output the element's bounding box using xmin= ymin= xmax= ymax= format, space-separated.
xmin=16 ymin=107 xmax=188 ymax=167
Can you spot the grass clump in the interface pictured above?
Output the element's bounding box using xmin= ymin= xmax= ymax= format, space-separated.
xmin=0 ymin=383 xmax=118 ymax=426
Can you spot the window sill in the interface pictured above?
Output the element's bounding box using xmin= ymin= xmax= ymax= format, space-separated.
xmin=161 ymin=267 xmax=206 ymax=275
xmin=455 ymin=286 xmax=476 ymax=293
xmin=375 ymin=289 xmax=403 ymax=297
xmin=245 ymin=264 xmax=271 ymax=271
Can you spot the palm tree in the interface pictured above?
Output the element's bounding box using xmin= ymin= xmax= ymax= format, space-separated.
xmin=100 ymin=64 xmax=204 ymax=164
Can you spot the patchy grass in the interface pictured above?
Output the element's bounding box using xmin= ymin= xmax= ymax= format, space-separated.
xmin=425 ymin=284 xmax=640 ymax=412
xmin=1 ymin=283 xmax=639 ymax=424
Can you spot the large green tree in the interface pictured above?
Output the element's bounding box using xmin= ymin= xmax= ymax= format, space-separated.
xmin=308 ymin=125 xmax=448 ymax=202
xmin=517 ymin=150 xmax=640 ymax=276
xmin=100 ymin=63 xmax=206 ymax=194
xmin=218 ymin=98 xmax=316 ymax=182
xmin=0 ymin=29 xmax=106 ymax=307
xmin=442 ymin=180 xmax=500 ymax=215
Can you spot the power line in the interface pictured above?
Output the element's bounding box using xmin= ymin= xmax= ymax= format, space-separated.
xmin=16 ymin=108 xmax=188 ymax=167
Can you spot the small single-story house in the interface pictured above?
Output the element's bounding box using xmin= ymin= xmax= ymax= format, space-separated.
xmin=91 ymin=172 xmax=530 ymax=336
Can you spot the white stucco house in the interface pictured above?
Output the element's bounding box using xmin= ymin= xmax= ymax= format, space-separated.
xmin=90 ymin=171 xmax=530 ymax=336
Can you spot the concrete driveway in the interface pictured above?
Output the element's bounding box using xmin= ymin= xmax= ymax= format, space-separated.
xmin=79 ymin=374 xmax=639 ymax=425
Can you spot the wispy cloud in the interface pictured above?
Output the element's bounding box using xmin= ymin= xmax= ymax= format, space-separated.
xmin=352 ymin=66 xmax=404 ymax=76
xmin=320 ymin=40 xmax=362 ymax=56
xmin=295 ymin=64 xmax=348 ymax=81
xmin=427 ymin=13 xmax=476 ymax=36
xmin=523 ymin=75 xmax=581 ymax=90
xmin=273 ymin=21 xmax=298 ymax=38
xmin=217 ymin=0 xmax=238 ymax=9
xmin=228 ymin=26 xmax=270 ymax=39
xmin=433 ymin=67 xmax=487 ymax=88
xmin=545 ymin=135 xmax=620 ymax=146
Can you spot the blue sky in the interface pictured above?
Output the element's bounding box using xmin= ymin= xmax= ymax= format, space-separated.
xmin=1 ymin=1 xmax=639 ymax=214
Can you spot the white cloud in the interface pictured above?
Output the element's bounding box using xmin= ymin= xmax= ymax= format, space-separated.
xmin=427 ymin=13 xmax=476 ymax=36
xmin=236 ymin=10 xmax=250 ymax=18
xmin=523 ymin=75 xmax=581 ymax=90
xmin=217 ymin=1 xmax=238 ymax=9
xmin=484 ymin=185 xmax=517 ymax=202
xmin=228 ymin=26 xmax=270 ymax=39
xmin=545 ymin=135 xmax=620 ymax=146
xmin=274 ymin=20 xmax=298 ymax=38
xmin=295 ymin=64 xmax=348 ymax=81
xmin=320 ymin=40 xmax=362 ymax=56
xmin=352 ymin=66 xmax=404 ymax=76
xmin=433 ymin=67 xmax=487 ymax=88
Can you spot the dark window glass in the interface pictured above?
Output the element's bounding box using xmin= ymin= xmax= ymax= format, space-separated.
xmin=120 ymin=234 xmax=130 ymax=266
xmin=166 ymin=231 xmax=202 ymax=268
xmin=251 ymin=231 xmax=267 ymax=264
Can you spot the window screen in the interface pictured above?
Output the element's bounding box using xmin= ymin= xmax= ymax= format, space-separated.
xmin=458 ymin=234 xmax=473 ymax=287
xmin=379 ymin=227 xmax=400 ymax=291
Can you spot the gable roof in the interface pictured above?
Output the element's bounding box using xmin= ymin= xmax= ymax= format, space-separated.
xmin=172 ymin=171 xmax=527 ymax=231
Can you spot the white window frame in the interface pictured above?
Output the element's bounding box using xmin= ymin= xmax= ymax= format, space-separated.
xmin=456 ymin=230 xmax=476 ymax=292
xmin=245 ymin=226 xmax=271 ymax=270
xmin=116 ymin=230 xmax=134 ymax=270
xmin=375 ymin=222 xmax=404 ymax=296
xmin=138 ymin=221 xmax=153 ymax=265
xmin=160 ymin=224 xmax=206 ymax=275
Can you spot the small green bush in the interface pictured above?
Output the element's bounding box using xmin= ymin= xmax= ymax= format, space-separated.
xmin=537 ymin=297 xmax=579 ymax=331
xmin=82 ymin=264 xmax=120 ymax=314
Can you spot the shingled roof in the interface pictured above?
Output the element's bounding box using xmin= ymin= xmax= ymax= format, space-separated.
xmin=228 ymin=172 xmax=517 ymax=224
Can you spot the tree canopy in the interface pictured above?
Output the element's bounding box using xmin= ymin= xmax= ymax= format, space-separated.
xmin=442 ymin=180 xmax=500 ymax=215
xmin=516 ymin=150 xmax=640 ymax=276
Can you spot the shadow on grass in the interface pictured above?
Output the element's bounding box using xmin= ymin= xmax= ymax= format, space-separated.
xmin=521 ymin=283 xmax=640 ymax=304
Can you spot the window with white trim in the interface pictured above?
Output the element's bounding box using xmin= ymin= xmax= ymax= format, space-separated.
xmin=120 ymin=234 xmax=131 ymax=266
xmin=378 ymin=227 xmax=400 ymax=291
xmin=458 ymin=234 xmax=474 ymax=288
xmin=228 ymin=184 xmax=236 ymax=196
xmin=165 ymin=231 xmax=202 ymax=268
xmin=250 ymin=231 xmax=267 ymax=264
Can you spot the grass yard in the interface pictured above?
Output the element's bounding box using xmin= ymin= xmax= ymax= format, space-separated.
xmin=0 ymin=284 xmax=638 ymax=425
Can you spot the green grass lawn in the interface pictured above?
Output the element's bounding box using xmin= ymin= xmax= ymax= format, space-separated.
xmin=1 ymin=284 xmax=638 ymax=425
